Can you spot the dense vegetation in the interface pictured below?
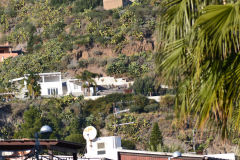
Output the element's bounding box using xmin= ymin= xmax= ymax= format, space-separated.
xmin=0 ymin=94 xmax=176 ymax=152
xmin=0 ymin=0 xmax=158 ymax=90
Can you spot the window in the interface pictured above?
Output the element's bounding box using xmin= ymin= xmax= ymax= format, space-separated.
xmin=44 ymin=75 xmax=60 ymax=82
xmin=97 ymin=143 xmax=105 ymax=149
xmin=48 ymin=88 xmax=58 ymax=95
xmin=97 ymin=143 xmax=105 ymax=155
xmin=97 ymin=151 xmax=106 ymax=155
xmin=0 ymin=50 xmax=4 ymax=53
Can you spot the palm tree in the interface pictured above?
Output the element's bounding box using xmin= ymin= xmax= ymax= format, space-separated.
xmin=26 ymin=72 xmax=41 ymax=99
xmin=156 ymin=0 xmax=240 ymax=138
xmin=76 ymin=70 xmax=98 ymax=96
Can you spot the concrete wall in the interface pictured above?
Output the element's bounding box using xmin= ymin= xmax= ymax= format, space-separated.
xmin=94 ymin=77 xmax=133 ymax=87
xmin=103 ymin=0 xmax=124 ymax=10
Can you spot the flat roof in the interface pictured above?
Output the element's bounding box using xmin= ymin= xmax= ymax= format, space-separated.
xmin=117 ymin=149 xmax=205 ymax=159
xmin=0 ymin=45 xmax=12 ymax=48
xmin=24 ymin=72 xmax=61 ymax=76
xmin=0 ymin=139 xmax=84 ymax=153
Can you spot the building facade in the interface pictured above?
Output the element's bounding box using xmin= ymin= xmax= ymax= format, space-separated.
xmin=103 ymin=0 xmax=135 ymax=10
xmin=0 ymin=44 xmax=18 ymax=62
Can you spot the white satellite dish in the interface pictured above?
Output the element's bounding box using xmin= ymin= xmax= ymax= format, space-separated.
xmin=83 ymin=126 xmax=97 ymax=141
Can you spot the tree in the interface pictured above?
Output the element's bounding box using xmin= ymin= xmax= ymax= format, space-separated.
xmin=65 ymin=133 xmax=85 ymax=144
xmin=133 ymin=76 xmax=160 ymax=96
xmin=149 ymin=122 xmax=163 ymax=151
xmin=76 ymin=70 xmax=98 ymax=96
xmin=121 ymin=139 xmax=136 ymax=150
xmin=157 ymin=0 xmax=240 ymax=138
xmin=14 ymin=106 xmax=43 ymax=138
xmin=26 ymin=72 xmax=41 ymax=99
xmin=73 ymin=0 xmax=103 ymax=13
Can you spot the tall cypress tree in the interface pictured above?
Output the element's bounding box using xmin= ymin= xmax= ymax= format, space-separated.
xmin=149 ymin=122 xmax=163 ymax=151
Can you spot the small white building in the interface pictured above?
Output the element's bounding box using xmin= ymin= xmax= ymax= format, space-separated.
xmin=84 ymin=136 xmax=122 ymax=160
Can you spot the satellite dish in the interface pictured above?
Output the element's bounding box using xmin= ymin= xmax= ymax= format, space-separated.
xmin=83 ymin=126 xmax=97 ymax=141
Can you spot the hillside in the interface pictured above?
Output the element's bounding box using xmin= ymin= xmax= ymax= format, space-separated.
xmin=0 ymin=0 xmax=238 ymax=156
xmin=0 ymin=0 xmax=158 ymax=87
xmin=0 ymin=94 xmax=237 ymax=154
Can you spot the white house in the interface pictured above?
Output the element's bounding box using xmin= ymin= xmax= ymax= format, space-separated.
xmin=9 ymin=72 xmax=97 ymax=99
xmin=37 ymin=72 xmax=63 ymax=96
xmin=10 ymin=72 xmax=64 ymax=98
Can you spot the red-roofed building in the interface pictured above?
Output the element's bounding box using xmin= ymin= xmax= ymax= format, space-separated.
xmin=0 ymin=43 xmax=18 ymax=62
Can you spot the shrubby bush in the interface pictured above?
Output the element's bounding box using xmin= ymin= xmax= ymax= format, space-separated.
xmin=121 ymin=139 xmax=136 ymax=150
xmin=160 ymin=95 xmax=175 ymax=108
xmin=133 ymin=75 xmax=160 ymax=96
xmin=144 ymin=103 xmax=159 ymax=112
xmin=78 ymin=59 xmax=89 ymax=68
xmin=106 ymin=52 xmax=152 ymax=77
xmin=130 ymin=105 xmax=143 ymax=113
xmin=65 ymin=133 xmax=85 ymax=144
xmin=73 ymin=0 xmax=103 ymax=13
xmin=94 ymin=51 xmax=103 ymax=56
xmin=50 ymin=0 xmax=76 ymax=6
xmin=75 ymin=35 xmax=92 ymax=46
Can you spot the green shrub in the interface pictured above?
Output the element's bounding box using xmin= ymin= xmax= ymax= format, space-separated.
xmin=160 ymin=95 xmax=175 ymax=108
xmin=65 ymin=133 xmax=85 ymax=144
xmin=144 ymin=103 xmax=159 ymax=112
xmin=73 ymin=0 xmax=103 ymax=13
xmin=121 ymin=139 xmax=136 ymax=150
xmin=88 ymin=57 xmax=96 ymax=65
xmin=99 ymin=59 xmax=108 ymax=67
xmin=78 ymin=59 xmax=89 ymax=68
xmin=113 ymin=12 xmax=120 ymax=19
xmin=75 ymin=35 xmax=92 ymax=45
xmin=50 ymin=0 xmax=75 ymax=6
xmin=94 ymin=51 xmax=103 ymax=56
xmin=130 ymin=105 xmax=143 ymax=113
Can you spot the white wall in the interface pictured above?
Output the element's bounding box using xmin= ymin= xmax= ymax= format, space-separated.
xmin=94 ymin=77 xmax=133 ymax=87
xmin=66 ymin=80 xmax=83 ymax=96
xmin=85 ymin=136 xmax=121 ymax=160
xmin=40 ymin=82 xmax=63 ymax=96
